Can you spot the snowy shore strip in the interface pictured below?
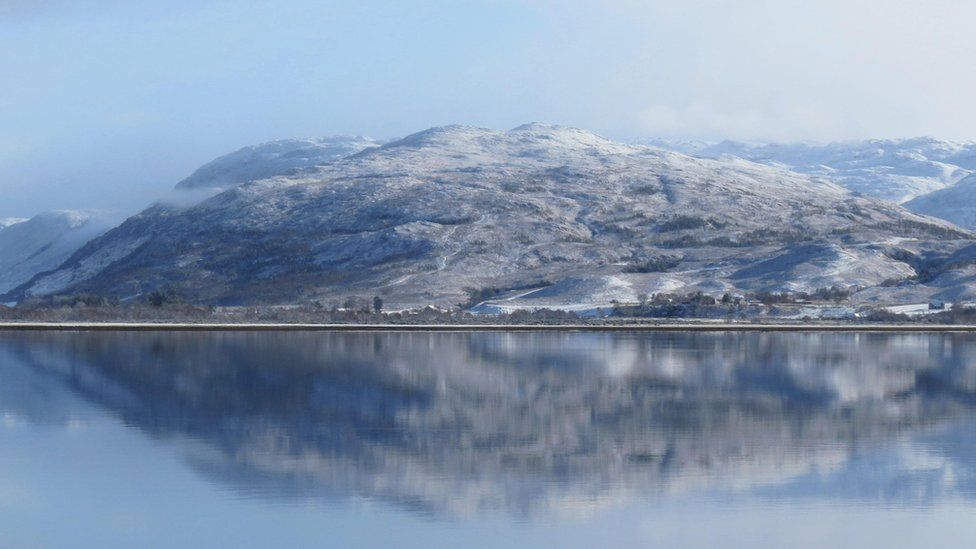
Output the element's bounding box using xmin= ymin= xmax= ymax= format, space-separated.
xmin=3 ymin=322 xmax=976 ymax=332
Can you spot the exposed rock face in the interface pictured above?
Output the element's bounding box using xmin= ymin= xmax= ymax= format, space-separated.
xmin=4 ymin=124 xmax=973 ymax=308
xmin=0 ymin=210 xmax=109 ymax=295
xmin=647 ymin=137 xmax=976 ymax=204
xmin=174 ymin=136 xmax=382 ymax=190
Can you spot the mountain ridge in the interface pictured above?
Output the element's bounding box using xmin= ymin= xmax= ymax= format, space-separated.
xmin=174 ymin=135 xmax=383 ymax=190
xmin=645 ymin=137 xmax=976 ymax=203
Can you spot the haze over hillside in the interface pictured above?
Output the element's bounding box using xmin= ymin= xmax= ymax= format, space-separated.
xmin=0 ymin=218 xmax=26 ymax=229
xmin=0 ymin=211 xmax=110 ymax=295
xmin=0 ymin=137 xmax=387 ymax=301
xmin=5 ymin=124 xmax=975 ymax=311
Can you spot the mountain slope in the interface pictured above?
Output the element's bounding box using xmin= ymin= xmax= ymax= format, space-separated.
xmin=904 ymin=173 xmax=976 ymax=230
xmin=175 ymin=136 xmax=382 ymax=190
xmin=0 ymin=211 xmax=109 ymax=295
xmin=647 ymin=137 xmax=976 ymax=203
xmin=6 ymin=124 xmax=973 ymax=308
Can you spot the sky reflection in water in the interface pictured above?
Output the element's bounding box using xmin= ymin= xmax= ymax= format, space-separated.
xmin=1 ymin=331 xmax=976 ymax=548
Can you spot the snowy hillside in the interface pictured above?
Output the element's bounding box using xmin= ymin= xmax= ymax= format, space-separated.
xmin=904 ymin=173 xmax=976 ymax=229
xmin=175 ymin=136 xmax=382 ymax=190
xmin=647 ymin=137 xmax=976 ymax=203
xmin=5 ymin=124 xmax=974 ymax=309
xmin=0 ymin=210 xmax=109 ymax=295
xmin=0 ymin=218 xmax=26 ymax=229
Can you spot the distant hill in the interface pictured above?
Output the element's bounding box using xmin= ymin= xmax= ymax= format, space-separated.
xmin=645 ymin=137 xmax=976 ymax=203
xmin=904 ymin=173 xmax=976 ymax=230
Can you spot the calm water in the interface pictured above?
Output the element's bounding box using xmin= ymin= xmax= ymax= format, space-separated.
xmin=2 ymin=331 xmax=976 ymax=548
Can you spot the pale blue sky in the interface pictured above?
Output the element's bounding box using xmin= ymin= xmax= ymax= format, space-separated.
xmin=2 ymin=0 xmax=976 ymax=218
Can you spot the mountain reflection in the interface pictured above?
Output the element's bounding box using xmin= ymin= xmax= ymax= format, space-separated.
xmin=3 ymin=331 xmax=976 ymax=516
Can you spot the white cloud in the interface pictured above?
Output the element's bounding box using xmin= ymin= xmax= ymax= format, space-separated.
xmin=520 ymin=0 xmax=976 ymax=141
xmin=638 ymin=102 xmax=842 ymax=142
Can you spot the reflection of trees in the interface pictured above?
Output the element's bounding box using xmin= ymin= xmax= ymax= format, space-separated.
xmin=3 ymin=331 xmax=976 ymax=516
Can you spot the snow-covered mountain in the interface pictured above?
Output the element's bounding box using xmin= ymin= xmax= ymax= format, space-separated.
xmin=904 ymin=173 xmax=976 ymax=230
xmin=646 ymin=137 xmax=976 ymax=203
xmin=0 ymin=210 xmax=110 ymax=295
xmin=5 ymin=124 xmax=974 ymax=308
xmin=175 ymin=136 xmax=382 ymax=190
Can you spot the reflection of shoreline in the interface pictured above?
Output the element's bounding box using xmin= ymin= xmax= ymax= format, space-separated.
xmin=3 ymin=331 xmax=976 ymax=517
xmin=4 ymin=322 xmax=976 ymax=331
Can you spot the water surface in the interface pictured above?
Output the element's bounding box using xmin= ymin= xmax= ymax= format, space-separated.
xmin=2 ymin=331 xmax=976 ymax=548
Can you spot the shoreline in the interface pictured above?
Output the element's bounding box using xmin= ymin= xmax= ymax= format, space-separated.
xmin=3 ymin=322 xmax=976 ymax=332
